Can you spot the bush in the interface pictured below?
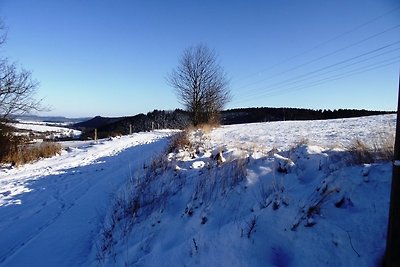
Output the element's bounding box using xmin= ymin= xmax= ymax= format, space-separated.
xmin=0 ymin=123 xmax=25 ymax=163
xmin=347 ymin=139 xmax=374 ymax=164
xmin=373 ymin=134 xmax=394 ymax=161
xmin=346 ymin=136 xmax=394 ymax=164
xmin=3 ymin=141 xmax=62 ymax=166
xmin=167 ymin=131 xmax=192 ymax=153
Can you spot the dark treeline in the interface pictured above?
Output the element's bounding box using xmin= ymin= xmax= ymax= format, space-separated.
xmin=74 ymin=107 xmax=393 ymax=139
xmin=74 ymin=109 xmax=190 ymax=139
xmin=220 ymin=107 xmax=393 ymax=125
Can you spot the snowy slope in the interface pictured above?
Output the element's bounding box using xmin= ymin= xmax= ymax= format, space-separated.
xmin=210 ymin=114 xmax=394 ymax=151
xmin=90 ymin=114 xmax=394 ymax=267
xmin=0 ymin=130 xmax=177 ymax=266
xmin=0 ymin=115 xmax=395 ymax=267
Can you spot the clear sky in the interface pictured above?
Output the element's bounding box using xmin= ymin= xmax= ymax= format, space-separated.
xmin=0 ymin=0 xmax=399 ymax=118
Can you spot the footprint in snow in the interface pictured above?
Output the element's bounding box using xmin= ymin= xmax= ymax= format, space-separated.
xmin=271 ymin=246 xmax=293 ymax=267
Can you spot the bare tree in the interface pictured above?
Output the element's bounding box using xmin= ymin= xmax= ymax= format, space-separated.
xmin=0 ymin=19 xmax=41 ymax=120
xmin=0 ymin=61 xmax=41 ymax=119
xmin=0 ymin=20 xmax=7 ymax=47
xmin=0 ymin=19 xmax=42 ymax=162
xmin=167 ymin=44 xmax=231 ymax=126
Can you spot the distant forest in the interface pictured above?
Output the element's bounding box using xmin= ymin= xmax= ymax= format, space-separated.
xmin=74 ymin=107 xmax=393 ymax=139
xmin=74 ymin=109 xmax=190 ymax=139
xmin=221 ymin=107 xmax=393 ymax=125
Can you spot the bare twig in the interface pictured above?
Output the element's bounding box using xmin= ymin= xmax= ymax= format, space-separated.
xmin=336 ymin=225 xmax=361 ymax=258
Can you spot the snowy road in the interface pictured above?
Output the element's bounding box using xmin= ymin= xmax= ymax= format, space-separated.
xmin=0 ymin=131 xmax=175 ymax=267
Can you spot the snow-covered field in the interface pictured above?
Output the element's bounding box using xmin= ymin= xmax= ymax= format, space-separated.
xmin=11 ymin=120 xmax=81 ymax=139
xmin=0 ymin=114 xmax=395 ymax=267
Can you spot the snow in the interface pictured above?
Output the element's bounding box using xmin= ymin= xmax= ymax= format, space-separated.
xmin=209 ymin=114 xmax=394 ymax=151
xmin=11 ymin=121 xmax=81 ymax=139
xmin=0 ymin=130 xmax=177 ymax=266
xmin=0 ymin=114 xmax=395 ymax=267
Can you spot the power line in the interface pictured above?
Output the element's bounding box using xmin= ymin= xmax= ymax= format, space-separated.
xmin=279 ymin=57 xmax=399 ymax=95
xmin=235 ymin=56 xmax=400 ymax=104
xmin=240 ymin=56 xmax=400 ymax=102
xmin=240 ymin=41 xmax=400 ymax=97
xmin=232 ymin=5 xmax=400 ymax=85
xmin=234 ymin=23 xmax=400 ymax=92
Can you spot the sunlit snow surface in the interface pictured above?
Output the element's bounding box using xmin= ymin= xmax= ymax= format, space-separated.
xmin=210 ymin=114 xmax=394 ymax=151
xmin=0 ymin=115 xmax=395 ymax=267
xmin=11 ymin=121 xmax=82 ymax=139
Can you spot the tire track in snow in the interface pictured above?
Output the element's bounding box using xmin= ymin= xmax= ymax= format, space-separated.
xmin=0 ymin=131 xmax=175 ymax=267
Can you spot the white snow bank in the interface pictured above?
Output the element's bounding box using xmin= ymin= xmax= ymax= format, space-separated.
xmin=93 ymin=115 xmax=394 ymax=267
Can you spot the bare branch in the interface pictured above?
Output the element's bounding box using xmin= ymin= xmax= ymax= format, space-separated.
xmin=0 ymin=19 xmax=7 ymax=47
xmin=167 ymin=44 xmax=231 ymax=125
xmin=0 ymin=59 xmax=42 ymax=119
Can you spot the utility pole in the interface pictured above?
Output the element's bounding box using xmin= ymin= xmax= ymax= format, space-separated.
xmin=385 ymin=72 xmax=400 ymax=267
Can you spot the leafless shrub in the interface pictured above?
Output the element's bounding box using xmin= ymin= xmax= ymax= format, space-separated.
xmin=149 ymin=154 xmax=170 ymax=176
xmin=265 ymin=156 xmax=290 ymax=210
xmin=97 ymin=151 xmax=187 ymax=260
xmin=187 ymin=156 xmax=248 ymax=216
xmin=296 ymin=137 xmax=309 ymax=146
xmin=244 ymin=216 xmax=257 ymax=239
xmin=192 ymin=169 xmax=217 ymax=206
xmin=291 ymin=179 xmax=339 ymax=230
xmin=258 ymin=182 xmax=274 ymax=209
xmin=0 ymin=123 xmax=24 ymax=162
xmin=196 ymin=122 xmax=219 ymax=134
xmin=167 ymin=131 xmax=192 ymax=153
xmin=3 ymin=141 xmax=61 ymax=165
xmin=346 ymin=135 xmax=394 ymax=164
xmin=223 ymin=157 xmax=248 ymax=188
xmin=372 ymin=133 xmax=394 ymax=161
xmin=256 ymin=155 xmax=291 ymax=211
xmin=346 ymin=138 xmax=374 ymax=164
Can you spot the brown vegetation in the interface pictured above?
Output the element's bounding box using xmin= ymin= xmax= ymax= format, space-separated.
xmin=167 ymin=130 xmax=192 ymax=153
xmin=2 ymin=141 xmax=62 ymax=166
xmin=347 ymin=136 xmax=394 ymax=164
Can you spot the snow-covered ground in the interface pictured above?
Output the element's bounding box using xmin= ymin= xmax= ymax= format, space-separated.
xmin=210 ymin=114 xmax=394 ymax=151
xmin=11 ymin=120 xmax=81 ymax=139
xmin=0 ymin=114 xmax=395 ymax=267
xmin=0 ymin=130 xmax=177 ymax=266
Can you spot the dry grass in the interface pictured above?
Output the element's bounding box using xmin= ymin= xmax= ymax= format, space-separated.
xmin=346 ymin=135 xmax=394 ymax=164
xmin=347 ymin=139 xmax=375 ymax=164
xmin=196 ymin=122 xmax=219 ymax=133
xmin=291 ymin=180 xmax=340 ymax=230
xmin=168 ymin=130 xmax=192 ymax=153
xmin=3 ymin=142 xmax=62 ymax=166
xmin=373 ymin=133 xmax=394 ymax=161
xmin=186 ymin=122 xmax=219 ymax=134
xmin=295 ymin=137 xmax=309 ymax=146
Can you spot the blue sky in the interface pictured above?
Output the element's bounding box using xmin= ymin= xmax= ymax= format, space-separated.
xmin=0 ymin=0 xmax=399 ymax=117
